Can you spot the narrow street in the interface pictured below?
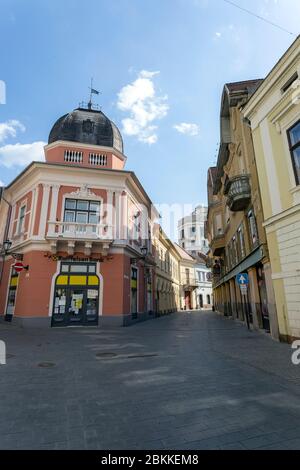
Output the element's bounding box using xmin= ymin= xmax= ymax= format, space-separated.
xmin=1 ymin=311 xmax=300 ymax=450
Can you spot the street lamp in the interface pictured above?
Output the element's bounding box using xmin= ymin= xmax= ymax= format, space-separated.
xmin=3 ymin=239 xmax=12 ymax=253
xmin=141 ymin=246 xmax=148 ymax=258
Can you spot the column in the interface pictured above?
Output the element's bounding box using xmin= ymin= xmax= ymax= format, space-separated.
xmin=114 ymin=190 xmax=122 ymax=241
xmin=29 ymin=186 xmax=37 ymax=237
xmin=38 ymin=184 xmax=51 ymax=239
xmin=120 ymin=192 xmax=128 ymax=242
xmin=248 ymin=267 xmax=261 ymax=331
xmin=48 ymin=184 xmax=60 ymax=236
xmin=263 ymin=261 xmax=280 ymax=340
xmin=106 ymin=190 xmax=114 ymax=239
xmin=229 ymin=279 xmax=237 ymax=319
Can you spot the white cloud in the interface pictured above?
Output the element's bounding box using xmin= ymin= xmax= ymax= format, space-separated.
xmin=117 ymin=70 xmax=168 ymax=144
xmin=0 ymin=180 xmax=5 ymax=187
xmin=0 ymin=120 xmax=25 ymax=143
xmin=174 ymin=123 xmax=200 ymax=137
xmin=0 ymin=141 xmax=46 ymax=168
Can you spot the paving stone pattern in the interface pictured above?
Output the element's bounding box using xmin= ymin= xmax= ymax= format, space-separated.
xmin=0 ymin=311 xmax=300 ymax=450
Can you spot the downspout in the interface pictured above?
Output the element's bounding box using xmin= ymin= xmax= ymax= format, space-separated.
xmin=0 ymin=191 xmax=12 ymax=283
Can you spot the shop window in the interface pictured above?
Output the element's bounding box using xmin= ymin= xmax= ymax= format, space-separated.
xmin=61 ymin=262 xmax=97 ymax=273
xmin=288 ymin=120 xmax=300 ymax=186
xmin=131 ymin=267 xmax=138 ymax=318
xmin=5 ymin=268 xmax=19 ymax=318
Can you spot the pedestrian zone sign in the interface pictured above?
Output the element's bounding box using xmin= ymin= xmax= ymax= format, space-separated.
xmin=236 ymin=273 xmax=249 ymax=286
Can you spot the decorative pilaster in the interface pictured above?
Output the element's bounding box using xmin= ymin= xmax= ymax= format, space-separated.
xmin=114 ymin=190 xmax=122 ymax=241
xmin=38 ymin=184 xmax=51 ymax=239
xmin=106 ymin=190 xmax=114 ymax=240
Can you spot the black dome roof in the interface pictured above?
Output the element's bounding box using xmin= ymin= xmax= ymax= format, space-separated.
xmin=48 ymin=107 xmax=123 ymax=153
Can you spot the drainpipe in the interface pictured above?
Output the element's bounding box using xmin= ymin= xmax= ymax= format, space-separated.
xmin=0 ymin=191 xmax=12 ymax=283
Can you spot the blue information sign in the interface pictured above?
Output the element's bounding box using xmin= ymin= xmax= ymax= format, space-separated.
xmin=236 ymin=273 xmax=249 ymax=286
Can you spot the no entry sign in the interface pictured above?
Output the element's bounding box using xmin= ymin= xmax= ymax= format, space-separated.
xmin=14 ymin=262 xmax=24 ymax=273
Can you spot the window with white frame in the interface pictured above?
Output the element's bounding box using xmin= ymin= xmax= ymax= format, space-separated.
xmin=238 ymin=224 xmax=246 ymax=259
xmin=248 ymin=209 xmax=259 ymax=248
xmin=64 ymin=199 xmax=100 ymax=226
xmin=17 ymin=205 xmax=26 ymax=234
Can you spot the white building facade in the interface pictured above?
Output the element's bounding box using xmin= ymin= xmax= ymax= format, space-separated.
xmin=178 ymin=205 xmax=209 ymax=255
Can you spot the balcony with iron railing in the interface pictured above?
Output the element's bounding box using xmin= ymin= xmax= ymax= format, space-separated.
xmin=181 ymin=276 xmax=200 ymax=291
xmin=226 ymin=175 xmax=251 ymax=212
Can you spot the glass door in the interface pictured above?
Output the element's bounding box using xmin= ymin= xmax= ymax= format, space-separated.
xmin=86 ymin=289 xmax=99 ymax=325
xmin=67 ymin=289 xmax=85 ymax=325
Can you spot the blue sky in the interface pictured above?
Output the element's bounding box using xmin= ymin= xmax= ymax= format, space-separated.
xmin=0 ymin=0 xmax=299 ymax=215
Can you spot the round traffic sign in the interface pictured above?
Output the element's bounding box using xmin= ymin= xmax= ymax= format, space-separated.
xmin=14 ymin=262 xmax=24 ymax=273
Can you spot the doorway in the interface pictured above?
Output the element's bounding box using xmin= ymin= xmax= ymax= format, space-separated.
xmin=51 ymin=262 xmax=99 ymax=327
xmin=5 ymin=268 xmax=19 ymax=321
xmin=257 ymin=263 xmax=270 ymax=332
xmin=185 ymin=291 xmax=191 ymax=310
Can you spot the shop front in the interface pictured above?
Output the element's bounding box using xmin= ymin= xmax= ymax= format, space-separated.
xmin=51 ymin=261 xmax=100 ymax=327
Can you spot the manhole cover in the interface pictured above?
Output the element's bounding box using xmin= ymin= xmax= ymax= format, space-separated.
xmin=96 ymin=352 xmax=118 ymax=358
xmin=127 ymin=354 xmax=158 ymax=359
xmin=38 ymin=362 xmax=56 ymax=368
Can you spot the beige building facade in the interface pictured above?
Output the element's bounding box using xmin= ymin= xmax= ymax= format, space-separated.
xmin=206 ymin=80 xmax=279 ymax=340
xmin=154 ymin=226 xmax=181 ymax=315
xmin=243 ymin=36 xmax=300 ymax=342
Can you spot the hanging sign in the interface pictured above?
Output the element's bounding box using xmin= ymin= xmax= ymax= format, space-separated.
xmin=14 ymin=262 xmax=24 ymax=273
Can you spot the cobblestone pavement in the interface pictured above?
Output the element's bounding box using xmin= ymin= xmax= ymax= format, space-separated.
xmin=1 ymin=311 xmax=300 ymax=450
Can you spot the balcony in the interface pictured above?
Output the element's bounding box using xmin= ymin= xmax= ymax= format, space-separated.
xmin=46 ymin=221 xmax=113 ymax=255
xmin=182 ymin=277 xmax=199 ymax=291
xmin=211 ymin=232 xmax=225 ymax=257
xmin=226 ymin=175 xmax=251 ymax=212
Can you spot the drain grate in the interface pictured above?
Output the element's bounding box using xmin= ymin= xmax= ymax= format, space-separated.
xmin=38 ymin=362 xmax=56 ymax=368
xmin=96 ymin=352 xmax=118 ymax=358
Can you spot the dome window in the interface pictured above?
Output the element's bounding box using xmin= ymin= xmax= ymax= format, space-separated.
xmin=64 ymin=150 xmax=83 ymax=163
xmin=89 ymin=153 xmax=107 ymax=166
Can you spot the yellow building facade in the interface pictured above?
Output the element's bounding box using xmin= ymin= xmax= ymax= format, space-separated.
xmin=206 ymin=80 xmax=279 ymax=340
xmin=244 ymin=36 xmax=300 ymax=342
xmin=154 ymin=226 xmax=181 ymax=315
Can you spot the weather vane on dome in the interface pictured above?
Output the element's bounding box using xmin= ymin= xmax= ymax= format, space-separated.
xmin=87 ymin=78 xmax=101 ymax=110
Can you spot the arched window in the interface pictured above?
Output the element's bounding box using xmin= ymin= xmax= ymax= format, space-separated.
xmin=207 ymin=294 xmax=211 ymax=305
